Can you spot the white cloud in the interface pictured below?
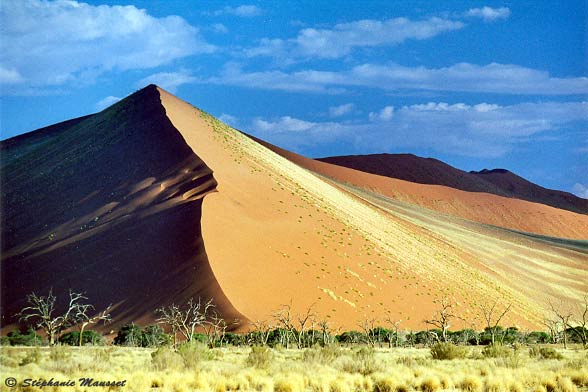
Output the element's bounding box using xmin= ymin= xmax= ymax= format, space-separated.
xmin=329 ymin=103 xmax=355 ymax=117
xmin=250 ymin=101 xmax=588 ymax=158
xmin=219 ymin=113 xmax=239 ymax=127
xmin=369 ymin=106 xmax=394 ymax=121
xmin=0 ymin=67 xmax=25 ymax=84
xmin=208 ymin=5 xmax=262 ymax=17
xmin=246 ymin=17 xmax=464 ymax=60
xmin=211 ymin=23 xmax=229 ymax=33
xmin=0 ymin=0 xmax=213 ymax=95
xmin=207 ymin=62 xmax=588 ymax=96
xmin=95 ymin=96 xmax=121 ymax=111
xmin=136 ymin=71 xmax=197 ymax=93
xmin=465 ymin=7 xmax=511 ymax=22
xmin=572 ymin=183 xmax=588 ymax=198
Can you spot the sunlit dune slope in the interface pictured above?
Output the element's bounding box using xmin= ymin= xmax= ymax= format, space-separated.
xmin=1 ymin=85 xmax=243 ymax=331
xmin=159 ymin=88 xmax=587 ymax=330
xmin=255 ymin=140 xmax=588 ymax=240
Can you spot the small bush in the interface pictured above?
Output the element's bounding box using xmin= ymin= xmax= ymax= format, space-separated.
xmin=151 ymin=347 xmax=183 ymax=371
xmin=302 ymin=344 xmax=342 ymax=364
xmin=340 ymin=347 xmax=382 ymax=375
xmin=430 ymin=342 xmax=467 ymax=360
xmin=113 ymin=323 xmax=143 ymax=346
xmin=177 ymin=342 xmax=214 ymax=369
xmin=418 ymin=376 xmax=441 ymax=392
xmin=458 ymin=376 xmax=482 ymax=392
xmin=49 ymin=344 xmax=71 ymax=361
xmin=529 ymin=346 xmax=563 ymax=360
xmin=246 ymin=345 xmax=273 ymax=369
xmin=59 ymin=330 xmax=105 ymax=346
xmin=482 ymin=344 xmax=512 ymax=358
xmin=19 ymin=348 xmax=41 ymax=366
xmin=6 ymin=329 xmax=43 ymax=346
xmin=142 ymin=325 xmax=171 ymax=347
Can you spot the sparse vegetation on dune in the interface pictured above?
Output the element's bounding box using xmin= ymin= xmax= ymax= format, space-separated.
xmin=1 ymin=345 xmax=587 ymax=392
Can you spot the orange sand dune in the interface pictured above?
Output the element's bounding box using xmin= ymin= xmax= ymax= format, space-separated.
xmin=255 ymin=139 xmax=588 ymax=241
xmin=158 ymin=88 xmax=587 ymax=331
xmin=2 ymin=85 xmax=585 ymax=336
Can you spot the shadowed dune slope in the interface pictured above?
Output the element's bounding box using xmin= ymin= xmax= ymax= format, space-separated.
xmin=256 ymin=141 xmax=588 ymax=240
xmin=159 ymin=88 xmax=586 ymax=330
xmin=1 ymin=85 xmax=243 ymax=331
xmin=318 ymin=154 xmax=588 ymax=214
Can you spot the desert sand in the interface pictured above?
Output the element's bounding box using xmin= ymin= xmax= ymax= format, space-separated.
xmin=158 ymin=87 xmax=587 ymax=331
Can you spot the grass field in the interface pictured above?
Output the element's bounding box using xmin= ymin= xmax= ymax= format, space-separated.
xmin=1 ymin=344 xmax=587 ymax=391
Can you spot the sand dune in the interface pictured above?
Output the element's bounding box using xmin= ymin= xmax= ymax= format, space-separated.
xmin=257 ymin=141 xmax=588 ymax=240
xmin=0 ymin=86 xmax=242 ymax=332
xmin=1 ymin=85 xmax=585 ymax=336
xmin=158 ymin=88 xmax=587 ymax=330
xmin=318 ymin=154 xmax=587 ymax=214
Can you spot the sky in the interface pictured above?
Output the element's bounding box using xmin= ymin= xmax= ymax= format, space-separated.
xmin=1 ymin=0 xmax=587 ymax=197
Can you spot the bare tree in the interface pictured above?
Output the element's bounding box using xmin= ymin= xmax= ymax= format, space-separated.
xmin=18 ymin=289 xmax=86 ymax=345
xmin=550 ymin=295 xmax=588 ymax=349
xmin=569 ymin=295 xmax=588 ymax=348
xmin=542 ymin=317 xmax=562 ymax=345
xmin=317 ymin=318 xmax=333 ymax=346
xmin=358 ymin=317 xmax=379 ymax=347
xmin=479 ymin=301 xmax=512 ymax=345
xmin=156 ymin=298 xmax=214 ymax=346
xmin=385 ymin=316 xmax=402 ymax=348
xmin=155 ymin=304 xmax=182 ymax=347
xmin=296 ymin=304 xmax=316 ymax=348
xmin=250 ymin=319 xmax=274 ymax=346
xmin=273 ymin=303 xmax=296 ymax=349
xmin=73 ymin=302 xmax=112 ymax=346
xmin=425 ymin=297 xmax=458 ymax=343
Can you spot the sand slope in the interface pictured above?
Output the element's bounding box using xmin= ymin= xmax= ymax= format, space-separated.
xmin=1 ymin=86 xmax=242 ymax=331
xmin=260 ymin=142 xmax=588 ymax=240
xmin=159 ymin=88 xmax=587 ymax=330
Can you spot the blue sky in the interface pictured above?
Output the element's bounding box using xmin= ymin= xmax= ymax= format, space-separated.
xmin=1 ymin=0 xmax=587 ymax=197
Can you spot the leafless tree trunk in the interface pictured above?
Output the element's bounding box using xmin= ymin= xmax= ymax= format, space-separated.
xmin=385 ymin=317 xmax=402 ymax=348
xmin=18 ymin=289 xmax=87 ymax=346
xmin=479 ymin=301 xmax=512 ymax=345
xmin=156 ymin=297 xmax=214 ymax=346
xmin=296 ymin=305 xmax=316 ymax=348
xmin=358 ymin=317 xmax=378 ymax=347
xmin=425 ymin=297 xmax=458 ymax=343
xmin=74 ymin=303 xmax=112 ymax=346
xmin=273 ymin=303 xmax=295 ymax=349
xmin=251 ymin=320 xmax=273 ymax=346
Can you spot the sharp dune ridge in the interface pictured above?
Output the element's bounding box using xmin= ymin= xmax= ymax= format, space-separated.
xmin=1 ymin=85 xmax=586 ymax=334
xmin=318 ymin=154 xmax=588 ymax=215
xmin=256 ymin=139 xmax=588 ymax=241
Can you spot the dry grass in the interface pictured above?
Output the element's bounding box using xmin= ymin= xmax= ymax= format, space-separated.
xmin=1 ymin=345 xmax=586 ymax=391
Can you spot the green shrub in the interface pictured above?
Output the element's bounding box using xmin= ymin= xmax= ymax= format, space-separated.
xmin=113 ymin=323 xmax=143 ymax=346
xmin=142 ymin=325 xmax=171 ymax=347
xmin=246 ymin=345 xmax=273 ymax=369
xmin=430 ymin=342 xmax=468 ymax=360
xmin=482 ymin=344 xmax=512 ymax=358
xmin=59 ymin=330 xmax=105 ymax=346
xmin=6 ymin=329 xmax=43 ymax=346
xmin=529 ymin=346 xmax=563 ymax=360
